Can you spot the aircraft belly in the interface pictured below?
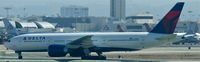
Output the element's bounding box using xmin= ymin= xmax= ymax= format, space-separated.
xmin=19 ymin=42 xmax=47 ymax=51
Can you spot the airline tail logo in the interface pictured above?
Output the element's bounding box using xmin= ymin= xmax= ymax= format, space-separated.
xmin=150 ymin=2 xmax=184 ymax=34
xmin=143 ymin=23 xmax=152 ymax=32
xmin=117 ymin=24 xmax=125 ymax=32
xmin=162 ymin=11 xmax=181 ymax=33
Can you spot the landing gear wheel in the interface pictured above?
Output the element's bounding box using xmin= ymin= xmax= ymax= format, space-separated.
xmin=18 ymin=56 xmax=23 ymax=59
xmin=81 ymin=56 xmax=106 ymax=60
xmin=16 ymin=51 xmax=23 ymax=59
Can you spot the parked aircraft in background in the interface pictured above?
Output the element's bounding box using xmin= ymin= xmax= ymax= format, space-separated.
xmin=143 ymin=23 xmax=152 ymax=32
xmin=4 ymin=2 xmax=184 ymax=60
xmin=143 ymin=21 xmax=200 ymax=43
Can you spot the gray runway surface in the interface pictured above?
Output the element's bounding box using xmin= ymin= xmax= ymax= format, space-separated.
xmin=1 ymin=45 xmax=200 ymax=62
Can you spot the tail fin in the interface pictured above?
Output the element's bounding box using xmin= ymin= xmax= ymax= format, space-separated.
xmin=3 ymin=18 xmax=15 ymax=31
xmin=143 ymin=23 xmax=152 ymax=32
xmin=150 ymin=2 xmax=184 ymax=34
xmin=2 ymin=18 xmax=18 ymax=35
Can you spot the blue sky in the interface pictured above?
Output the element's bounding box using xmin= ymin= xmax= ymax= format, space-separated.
xmin=0 ymin=0 xmax=199 ymax=20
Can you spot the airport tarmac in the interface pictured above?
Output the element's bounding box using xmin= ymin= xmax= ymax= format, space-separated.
xmin=1 ymin=45 xmax=200 ymax=62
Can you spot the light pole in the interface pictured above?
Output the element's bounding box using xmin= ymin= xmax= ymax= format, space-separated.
xmin=23 ymin=8 xmax=26 ymax=18
xmin=4 ymin=7 xmax=12 ymax=18
xmin=188 ymin=11 xmax=192 ymax=21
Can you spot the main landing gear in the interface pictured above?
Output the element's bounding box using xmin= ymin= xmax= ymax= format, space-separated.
xmin=81 ymin=48 xmax=106 ymax=60
xmin=16 ymin=51 xmax=23 ymax=59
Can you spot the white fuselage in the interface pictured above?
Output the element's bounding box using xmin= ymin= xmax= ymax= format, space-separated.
xmin=4 ymin=32 xmax=179 ymax=52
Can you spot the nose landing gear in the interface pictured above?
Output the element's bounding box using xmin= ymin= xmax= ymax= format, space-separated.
xmin=16 ymin=51 xmax=23 ymax=59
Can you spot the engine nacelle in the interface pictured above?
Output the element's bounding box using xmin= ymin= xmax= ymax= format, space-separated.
xmin=48 ymin=44 xmax=68 ymax=57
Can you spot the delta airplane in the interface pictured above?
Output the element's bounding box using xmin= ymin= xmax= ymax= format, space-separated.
xmin=4 ymin=2 xmax=184 ymax=60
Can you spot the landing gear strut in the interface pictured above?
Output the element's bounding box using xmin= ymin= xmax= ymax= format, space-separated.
xmin=81 ymin=48 xmax=106 ymax=60
xmin=16 ymin=51 xmax=23 ymax=59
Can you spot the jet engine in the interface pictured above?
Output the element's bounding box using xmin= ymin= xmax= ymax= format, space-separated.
xmin=48 ymin=44 xmax=68 ymax=57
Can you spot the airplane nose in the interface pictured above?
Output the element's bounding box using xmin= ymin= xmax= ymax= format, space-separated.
xmin=4 ymin=42 xmax=10 ymax=49
xmin=4 ymin=41 xmax=13 ymax=49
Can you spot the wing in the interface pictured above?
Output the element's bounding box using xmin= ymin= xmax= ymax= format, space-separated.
xmin=67 ymin=35 xmax=94 ymax=49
